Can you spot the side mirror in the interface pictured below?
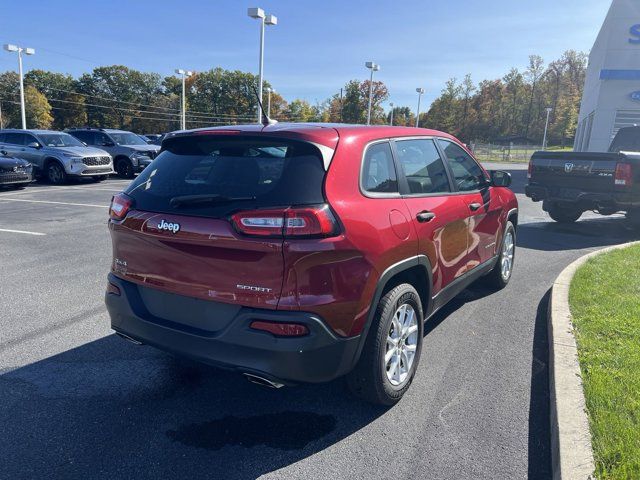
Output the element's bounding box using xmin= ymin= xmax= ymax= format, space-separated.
xmin=27 ymin=142 xmax=41 ymax=149
xmin=490 ymin=170 xmax=512 ymax=188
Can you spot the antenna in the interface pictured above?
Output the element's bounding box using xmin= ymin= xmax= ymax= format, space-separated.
xmin=251 ymin=85 xmax=277 ymax=127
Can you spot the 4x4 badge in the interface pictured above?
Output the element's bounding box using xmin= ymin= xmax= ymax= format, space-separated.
xmin=157 ymin=219 xmax=180 ymax=234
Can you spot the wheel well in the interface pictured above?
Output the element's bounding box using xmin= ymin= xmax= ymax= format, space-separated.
xmin=380 ymin=265 xmax=430 ymax=316
xmin=508 ymin=211 xmax=518 ymax=229
xmin=114 ymin=155 xmax=131 ymax=165
xmin=44 ymin=157 xmax=63 ymax=168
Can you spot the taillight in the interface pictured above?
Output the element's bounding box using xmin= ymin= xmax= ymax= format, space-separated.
xmin=527 ymin=161 xmax=533 ymax=179
xmin=250 ymin=320 xmax=309 ymax=337
xmin=231 ymin=204 xmax=340 ymax=238
xmin=614 ymin=162 xmax=633 ymax=187
xmin=109 ymin=193 xmax=133 ymax=220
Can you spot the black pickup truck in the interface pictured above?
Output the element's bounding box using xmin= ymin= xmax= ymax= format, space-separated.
xmin=526 ymin=126 xmax=640 ymax=224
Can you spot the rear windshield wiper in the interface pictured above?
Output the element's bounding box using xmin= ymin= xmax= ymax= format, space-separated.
xmin=169 ymin=194 xmax=256 ymax=207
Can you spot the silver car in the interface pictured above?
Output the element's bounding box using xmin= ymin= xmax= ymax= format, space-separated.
xmin=0 ymin=129 xmax=114 ymax=184
xmin=67 ymin=128 xmax=160 ymax=179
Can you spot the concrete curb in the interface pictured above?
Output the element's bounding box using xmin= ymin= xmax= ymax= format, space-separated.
xmin=549 ymin=240 xmax=640 ymax=480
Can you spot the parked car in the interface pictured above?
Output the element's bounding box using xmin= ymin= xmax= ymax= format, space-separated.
xmin=67 ymin=128 xmax=160 ymax=179
xmin=105 ymin=124 xmax=518 ymax=405
xmin=0 ymin=129 xmax=113 ymax=184
xmin=526 ymin=126 xmax=640 ymax=224
xmin=143 ymin=134 xmax=162 ymax=143
xmin=0 ymin=150 xmax=33 ymax=189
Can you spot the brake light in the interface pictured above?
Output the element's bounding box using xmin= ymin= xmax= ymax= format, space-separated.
xmin=231 ymin=204 xmax=340 ymax=238
xmin=614 ymin=162 xmax=633 ymax=187
xmin=527 ymin=161 xmax=533 ymax=179
xmin=109 ymin=193 xmax=133 ymax=220
xmin=250 ymin=320 xmax=309 ymax=337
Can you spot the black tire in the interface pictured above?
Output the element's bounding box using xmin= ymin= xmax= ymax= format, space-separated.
xmin=46 ymin=161 xmax=67 ymax=185
xmin=485 ymin=221 xmax=516 ymax=290
xmin=547 ymin=203 xmax=582 ymax=223
xmin=115 ymin=158 xmax=135 ymax=179
xmin=92 ymin=175 xmax=107 ymax=182
xmin=346 ymin=283 xmax=424 ymax=406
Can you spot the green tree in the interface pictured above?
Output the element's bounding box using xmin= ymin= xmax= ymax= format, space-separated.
xmin=24 ymin=85 xmax=53 ymax=129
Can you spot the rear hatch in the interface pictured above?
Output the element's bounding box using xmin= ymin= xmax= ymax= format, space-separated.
xmin=529 ymin=151 xmax=624 ymax=193
xmin=109 ymin=132 xmax=336 ymax=311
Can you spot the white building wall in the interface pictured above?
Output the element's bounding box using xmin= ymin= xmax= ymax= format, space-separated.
xmin=575 ymin=0 xmax=640 ymax=152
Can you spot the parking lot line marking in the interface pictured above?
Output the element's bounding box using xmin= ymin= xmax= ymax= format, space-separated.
xmin=0 ymin=228 xmax=46 ymax=236
xmin=0 ymin=186 xmax=77 ymax=197
xmin=0 ymin=198 xmax=107 ymax=208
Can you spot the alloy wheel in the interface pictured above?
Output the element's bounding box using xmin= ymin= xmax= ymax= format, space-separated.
xmin=385 ymin=303 xmax=418 ymax=386
xmin=501 ymin=230 xmax=515 ymax=280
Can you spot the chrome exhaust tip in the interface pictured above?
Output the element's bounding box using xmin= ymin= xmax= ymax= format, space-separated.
xmin=115 ymin=331 xmax=143 ymax=345
xmin=244 ymin=373 xmax=284 ymax=389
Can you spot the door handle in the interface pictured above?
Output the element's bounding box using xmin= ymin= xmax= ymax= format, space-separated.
xmin=416 ymin=210 xmax=436 ymax=223
xmin=468 ymin=202 xmax=482 ymax=211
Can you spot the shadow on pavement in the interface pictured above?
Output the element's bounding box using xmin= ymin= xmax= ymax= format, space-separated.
xmin=0 ymin=335 xmax=386 ymax=479
xmin=517 ymin=217 xmax=639 ymax=251
xmin=527 ymin=289 xmax=552 ymax=479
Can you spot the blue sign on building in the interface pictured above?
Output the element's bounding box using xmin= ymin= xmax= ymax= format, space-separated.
xmin=630 ymin=24 xmax=640 ymax=44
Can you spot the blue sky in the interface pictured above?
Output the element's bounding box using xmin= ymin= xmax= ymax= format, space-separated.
xmin=1 ymin=0 xmax=610 ymax=110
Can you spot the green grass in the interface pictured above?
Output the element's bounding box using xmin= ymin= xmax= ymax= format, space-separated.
xmin=569 ymin=244 xmax=640 ymax=479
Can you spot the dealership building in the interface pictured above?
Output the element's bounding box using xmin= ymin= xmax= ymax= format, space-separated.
xmin=575 ymin=0 xmax=640 ymax=151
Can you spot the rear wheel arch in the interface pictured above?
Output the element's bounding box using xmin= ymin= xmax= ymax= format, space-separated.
xmin=351 ymin=256 xmax=433 ymax=363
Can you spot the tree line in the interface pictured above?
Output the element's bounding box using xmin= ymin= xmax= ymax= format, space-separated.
xmin=0 ymin=50 xmax=585 ymax=145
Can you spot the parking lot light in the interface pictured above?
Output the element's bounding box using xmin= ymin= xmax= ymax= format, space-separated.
xmin=175 ymin=69 xmax=193 ymax=130
xmin=415 ymin=88 xmax=425 ymax=128
xmin=4 ymin=43 xmax=35 ymax=130
xmin=265 ymin=87 xmax=276 ymax=118
xmin=389 ymin=102 xmax=394 ymax=126
xmin=365 ymin=62 xmax=380 ymax=125
xmin=542 ymin=107 xmax=553 ymax=150
xmin=248 ymin=7 xmax=277 ymax=123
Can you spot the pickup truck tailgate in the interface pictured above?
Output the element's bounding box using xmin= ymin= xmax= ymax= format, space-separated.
xmin=529 ymin=151 xmax=624 ymax=193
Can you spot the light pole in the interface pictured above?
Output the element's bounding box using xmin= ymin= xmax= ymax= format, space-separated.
xmin=175 ymin=69 xmax=192 ymax=130
xmin=248 ymin=7 xmax=277 ymax=123
xmin=265 ymin=87 xmax=275 ymax=117
xmin=415 ymin=88 xmax=425 ymax=128
xmin=365 ymin=61 xmax=380 ymax=125
xmin=542 ymin=106 xmax=553 ymax=150
xmin=389 ymin=102 xmax=394 ymax=126
xmin=4 ymin=44 xmax=35 ymax=130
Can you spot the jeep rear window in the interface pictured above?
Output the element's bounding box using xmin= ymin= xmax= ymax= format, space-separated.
xmin=124 ymin=135 xmax=326 ymax=218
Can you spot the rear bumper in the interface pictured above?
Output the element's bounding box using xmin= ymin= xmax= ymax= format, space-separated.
xmin=105 ymin=273 xmax=361 ymax=384
xmin=525 ymin=184 xmax=635 ymax=210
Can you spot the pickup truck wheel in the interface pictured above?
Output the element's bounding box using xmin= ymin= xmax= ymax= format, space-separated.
xmin=115 ymin=158 xmax=135 ymax=179
xmin=485 ymin=221 xmax=516 ymax=289
xmin=46 ymin=161 xmax=67 ymax=185
xmin=346 ymin=283 xmax=423 ymax=406
xmin=547 ymin=204 xmax=582 ymax=223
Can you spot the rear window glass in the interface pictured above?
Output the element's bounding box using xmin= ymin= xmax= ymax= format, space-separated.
xmin=125 ymin=136 xmax=326 ymax=218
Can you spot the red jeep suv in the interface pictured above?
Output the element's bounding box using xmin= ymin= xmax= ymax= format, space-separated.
xmin=105 ymin=124 xmax=517 ymax=405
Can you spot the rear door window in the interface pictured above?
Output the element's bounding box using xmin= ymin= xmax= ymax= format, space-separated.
xmin=395 ymin=138 xmax=451 ymax=194
xmin=361 ymin=141 xmax=398 ymax=194
xmin=4 ymin=133 xmax=26 ymax=145
xmin=125 ymin=136 xmax=326 ymax=218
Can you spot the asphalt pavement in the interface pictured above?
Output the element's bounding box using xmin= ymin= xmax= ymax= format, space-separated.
xmin=0 ymin=165 xmax=637 ymax=480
